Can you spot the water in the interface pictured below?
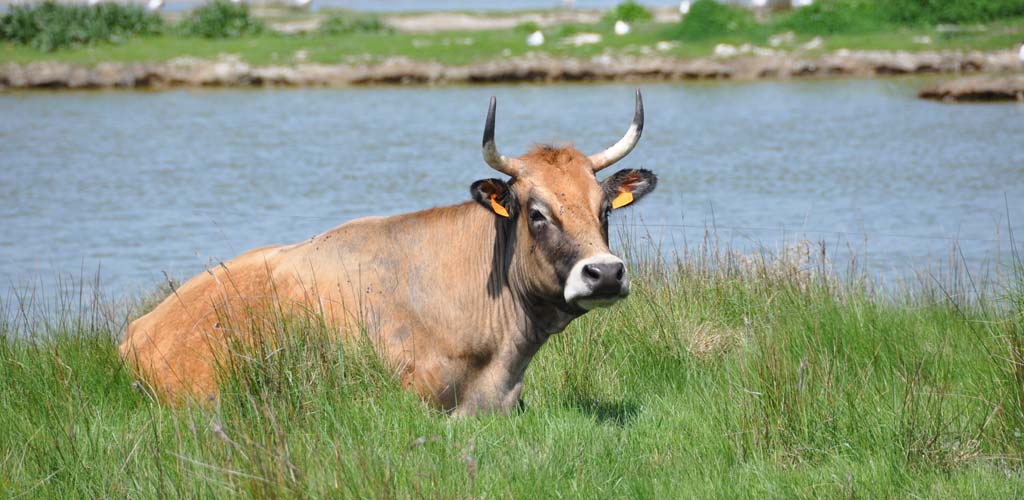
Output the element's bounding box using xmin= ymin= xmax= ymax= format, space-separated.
xmin=1 ymin=80 xmax=1022 ymax=297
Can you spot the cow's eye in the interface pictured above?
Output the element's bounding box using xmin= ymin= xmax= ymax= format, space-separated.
xmin=529 ymin=209 xmax=547 ymax=224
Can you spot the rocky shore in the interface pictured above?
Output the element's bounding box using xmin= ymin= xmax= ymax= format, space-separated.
xmin=919 ymin=74 xmax=1024 ymax=102
xmin=1 ymin=50 xmax=1020 ymax=90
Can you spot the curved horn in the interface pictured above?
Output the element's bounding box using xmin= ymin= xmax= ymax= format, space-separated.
xmin=589 ymin=89 xmax=644 ymax=172
xmin=482 ymin=96 xmax=520 ymax=177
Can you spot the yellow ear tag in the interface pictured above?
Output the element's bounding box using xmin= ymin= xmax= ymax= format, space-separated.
xmin=611 ymin=191 xmax=634 ymax=209
xmin=489 ymin=194 xmax=510 ymax=218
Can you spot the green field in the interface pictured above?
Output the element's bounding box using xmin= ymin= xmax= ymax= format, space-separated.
xmin=2 ymin=11 xmax=1023 ymax=67
xmin=2 ymin=239 xmax=1023 ymax=497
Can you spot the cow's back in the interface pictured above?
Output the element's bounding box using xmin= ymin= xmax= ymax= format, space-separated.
xmin=120 ymin=244 xmax=288 ymax=400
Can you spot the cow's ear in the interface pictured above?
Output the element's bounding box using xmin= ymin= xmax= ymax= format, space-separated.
xmin=602 ymin=169 xmax=657 ymax=210
xmin=471 ymin=178 xmax=515 ymax=218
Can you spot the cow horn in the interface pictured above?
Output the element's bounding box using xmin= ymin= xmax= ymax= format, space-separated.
xmin=589 ymin=89 xmax=644 ymax=172
xmin=482 ymin=96 xmax=521 ymax=177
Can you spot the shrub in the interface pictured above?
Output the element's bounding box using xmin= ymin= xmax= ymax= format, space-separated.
xmin=317 ymin=13 xmax=390 ymax=36
xmin=513 ymin=21 xmax=541 ymax=34
xmin=556 ymin=23 xmax=583 ymax=37
xmin=602 ymin=0 xmax=653 ymax=24
xmin=775 ymin=0 xmax=1024 ymax=35
xmin=0 ymin=1 xmax=163 ymax=52
xmin=774 ymin=0 xmax=879 ymax=35
xmin=178 ymin=0 xmax=263 ymax=39
xmin=876 ymin=0 xmax=1024 ymax=25
xmin=672 ymin=0 xmax=755 ymax=40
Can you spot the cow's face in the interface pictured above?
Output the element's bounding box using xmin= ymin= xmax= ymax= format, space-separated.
xmin=470 ymin=91 xmax=656 ymax=312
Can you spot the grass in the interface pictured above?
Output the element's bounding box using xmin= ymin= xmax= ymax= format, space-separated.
xmin=2 ymin=11 xmax=1023 ymax=67
xmin=2 ymin=234 xmax=1024 ymax=497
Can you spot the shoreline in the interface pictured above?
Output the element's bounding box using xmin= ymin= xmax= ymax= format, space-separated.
xmin=2 ymin=50 xmax=1020 ymax=90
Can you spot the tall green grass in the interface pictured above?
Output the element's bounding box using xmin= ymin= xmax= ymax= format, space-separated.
xmin=1 ymin=236 xmax=1023 ymax=497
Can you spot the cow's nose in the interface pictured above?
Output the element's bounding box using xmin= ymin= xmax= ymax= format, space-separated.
xmin=582 ymin=261 xmax=626 ymax=295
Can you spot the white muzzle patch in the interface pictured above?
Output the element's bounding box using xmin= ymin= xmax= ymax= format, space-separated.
xmin=563 ymin=253 xmax=630 ymax=310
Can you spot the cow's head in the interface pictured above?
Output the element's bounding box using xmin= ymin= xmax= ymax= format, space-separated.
xmin=470 ymin=90 xmax=657 ymax=314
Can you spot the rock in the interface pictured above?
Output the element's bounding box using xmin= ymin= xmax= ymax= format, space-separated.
xmin=713 ymin=44 xmax=738 ymax=58
xmin=769 ymin=32 xmax=796 ymax=48
xmin=561 ymin=33 xmax=602 ymax=47
xmin=919 ymin=75 xmax=1024 ymax=102
xmin=614 ymin=20 xmax=631 ymax=36
xmin=655 ymin=41 xmax=679 ymax=51
xmin=801 ymin=37 xmax=824 ymax=51
xmin=526 ymin=31 xmax=545 ymax=47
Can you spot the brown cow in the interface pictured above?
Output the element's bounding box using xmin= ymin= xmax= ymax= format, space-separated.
xmin=120 ymin=90 xmax=657 ymax=416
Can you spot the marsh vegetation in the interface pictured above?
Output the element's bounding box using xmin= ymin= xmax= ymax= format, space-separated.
xmin=2 ymin=236 xmax=1023 ymax=497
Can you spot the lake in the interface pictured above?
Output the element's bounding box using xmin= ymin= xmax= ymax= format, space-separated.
xmin=1 ymin=79 xmax=1022 ymax=297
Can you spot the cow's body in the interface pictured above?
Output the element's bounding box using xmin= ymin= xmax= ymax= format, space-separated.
xmin=121 ymin=92 xmax=657 ymax=415
xmin=123 ymin=202 xmax=557 ymax=414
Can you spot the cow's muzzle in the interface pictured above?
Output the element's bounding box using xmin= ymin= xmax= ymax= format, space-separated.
xmin=564 ymin=254 xmax=630 ymax=310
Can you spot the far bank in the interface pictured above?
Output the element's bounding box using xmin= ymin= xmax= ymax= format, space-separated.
xmin=3 ymin=49 xmax=1021 ymax=90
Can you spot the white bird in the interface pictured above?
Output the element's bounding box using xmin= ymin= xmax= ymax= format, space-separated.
xmin=679 ymin=0 xmax=691 ymax=15
xmin=1018 ymin=41 xmax=1024 ymax=64
xmin=146 ymin=0 xmax=163 ymax=11
xmin=526 ymin=30 xmax=545 ymax=47
xmin=614 ymin=20 xmax=631 ymax=36
xmin=751 ymin=0 xmax=768 ymax=7
xmin=791 ymin=0 xmax=814 ymax=7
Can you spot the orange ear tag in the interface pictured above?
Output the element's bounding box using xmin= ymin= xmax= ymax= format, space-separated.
xmin=489 ymin=194 xmax=510 ymax=218
xmin=611 ymin=191 xmax=634 ymax=209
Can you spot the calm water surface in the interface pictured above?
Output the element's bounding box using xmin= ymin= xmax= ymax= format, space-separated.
xmin=1 ymin=80 xmax=1022 ymax=296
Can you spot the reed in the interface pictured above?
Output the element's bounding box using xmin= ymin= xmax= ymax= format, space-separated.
xmin=1 ymin=233 xmax=1022 ymax=497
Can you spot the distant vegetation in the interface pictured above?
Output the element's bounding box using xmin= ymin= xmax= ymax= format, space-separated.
xmin=0 ymin=1 xmax=163 ymax=51
xmin=1 ymin=0 xmax=1022 ymax=60
xmin=675 ymin=0 xmax=1024 ymax=40
xmin=177 ymin=0 xmax=264 ymax=39
xmin=0 ymin=1 xmax=389 ymax=51
xmin=602 ymin=0 xmax=653 ymax=24
xmin=316 ymin=13 xmax=391 ymax=36
xmin=672 ymin=0 xmax=756 ymax=40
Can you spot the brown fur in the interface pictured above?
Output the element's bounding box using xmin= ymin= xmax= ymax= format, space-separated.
xmin=121 ymin=145 xmax=637 ymax=415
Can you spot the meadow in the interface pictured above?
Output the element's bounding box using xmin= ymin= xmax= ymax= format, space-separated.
xmin=2 ymin=0 xmax=1023 ymax=66
xmin=2 ymin=236 xmax=1023 ymax=497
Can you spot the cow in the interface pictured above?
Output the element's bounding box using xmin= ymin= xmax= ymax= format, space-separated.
xmin=120 ymin=90 xmax=658 ymax=416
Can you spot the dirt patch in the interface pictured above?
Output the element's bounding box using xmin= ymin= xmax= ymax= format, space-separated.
xmin=919 ymin=74 xmax=1024 ymax=102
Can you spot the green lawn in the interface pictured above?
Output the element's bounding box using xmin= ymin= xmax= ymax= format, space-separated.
xmin=3 ymin=16 xmax=1023 ymax=67
xmin=2 ymin=241 xmax=1023 ymax=497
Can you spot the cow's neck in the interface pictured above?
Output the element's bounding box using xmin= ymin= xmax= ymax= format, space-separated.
xmin=470 ymin=203 xmax=580 ymax=340
xmin=423 ymin=202 xmax=581 ymax=413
